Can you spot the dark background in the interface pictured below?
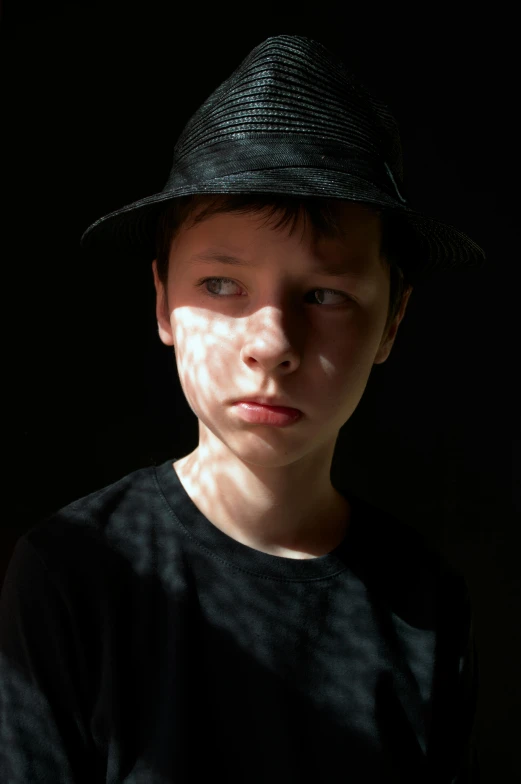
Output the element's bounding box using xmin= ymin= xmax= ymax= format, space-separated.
xmin=1 ymin=2 xmax=517 ymax=780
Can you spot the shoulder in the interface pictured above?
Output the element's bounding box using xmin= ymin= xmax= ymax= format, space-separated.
xmin=17 ymin=462 xmax=163 ymax=578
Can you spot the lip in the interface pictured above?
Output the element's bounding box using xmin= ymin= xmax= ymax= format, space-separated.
xmin=234 ymin=397 xmax=301 ymax=412
xmin=232 ymin=401 xmax=303 ymax=427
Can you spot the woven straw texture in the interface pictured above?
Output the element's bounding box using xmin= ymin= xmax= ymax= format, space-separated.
xmin=80 ymin=35 xmax=486 ymax=284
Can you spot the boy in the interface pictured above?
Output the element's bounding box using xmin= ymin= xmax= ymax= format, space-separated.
xmin=0 ymin=35 xmax=483 ymax=783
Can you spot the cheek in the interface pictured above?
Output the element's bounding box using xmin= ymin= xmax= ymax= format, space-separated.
xmin=172 ymin=323 xmax=230 ymax=405
xmin=314 ymin=316 xmax=381 ymax=367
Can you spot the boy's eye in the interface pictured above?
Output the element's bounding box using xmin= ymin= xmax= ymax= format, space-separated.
xmin=196 ymin=277 xmax=351 ymax=306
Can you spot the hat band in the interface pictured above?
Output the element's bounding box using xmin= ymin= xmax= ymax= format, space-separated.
xmin=166 ymin=136 xmax=408 ymax=205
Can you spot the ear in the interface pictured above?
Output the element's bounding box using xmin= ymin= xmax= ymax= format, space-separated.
xmin=373 ymin=286 xmax=413 ymax=365
xmin=152 ymin=259 xmax=175 ymax=347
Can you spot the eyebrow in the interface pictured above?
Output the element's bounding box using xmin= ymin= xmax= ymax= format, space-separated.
xmin=186 ymin=248 xmax=359 ymax=278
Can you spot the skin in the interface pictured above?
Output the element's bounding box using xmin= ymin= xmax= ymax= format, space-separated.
xmin=152 ymin=200 xmax=412 ymax=560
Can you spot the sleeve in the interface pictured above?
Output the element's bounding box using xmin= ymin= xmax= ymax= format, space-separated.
xmin=428 ymin=569 xmax=481 ymax=784
xmin=0 ymin=535 xmax=101 ymax=784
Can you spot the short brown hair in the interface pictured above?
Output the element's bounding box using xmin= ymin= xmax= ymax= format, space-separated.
xmin=154 ymin=193 xmax=414 ymax=338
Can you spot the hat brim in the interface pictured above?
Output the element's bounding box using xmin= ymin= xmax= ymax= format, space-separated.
xmin=80 ymin=168 xmax=486 ymax=284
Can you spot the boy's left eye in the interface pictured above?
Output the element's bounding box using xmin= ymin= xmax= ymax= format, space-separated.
xmin=196 ymin=276 xmax=351 ymax=306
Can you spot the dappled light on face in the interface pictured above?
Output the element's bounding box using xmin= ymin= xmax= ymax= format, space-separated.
xmin=170 ymin=296 xmax=370 ymax=418
xmin=152 ymin=206 xmax=413 ymax=560
xmin=162 ymin=292 xmax=382 ymax=560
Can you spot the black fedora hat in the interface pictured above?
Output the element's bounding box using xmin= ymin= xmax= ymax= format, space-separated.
xmin=80 ymin=34 xmax=486 ymax=285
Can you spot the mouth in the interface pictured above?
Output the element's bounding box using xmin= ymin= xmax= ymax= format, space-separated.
xmin=233 ymin=397 xmax=302 ymax=413
xmin=232 ymin=400 xmax=303 ymax=426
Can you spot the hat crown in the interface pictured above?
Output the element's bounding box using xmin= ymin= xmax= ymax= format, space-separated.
xmin=173 ymin=35 xmax=404 ymax=186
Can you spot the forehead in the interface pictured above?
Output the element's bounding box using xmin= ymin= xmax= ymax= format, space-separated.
xmin=168 ymin=200 xmax=386 ymax=288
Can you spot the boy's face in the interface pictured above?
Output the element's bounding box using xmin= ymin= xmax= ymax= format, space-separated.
xmin=152 ymin=201 xmax=411 ymax=467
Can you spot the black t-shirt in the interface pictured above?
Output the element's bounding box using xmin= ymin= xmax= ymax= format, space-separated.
xmin=0 ymin=458 xmax=479 ymax=783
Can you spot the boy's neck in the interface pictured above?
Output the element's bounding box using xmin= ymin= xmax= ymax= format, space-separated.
xmin=172 ymin=450 xmax=351 ymax=560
